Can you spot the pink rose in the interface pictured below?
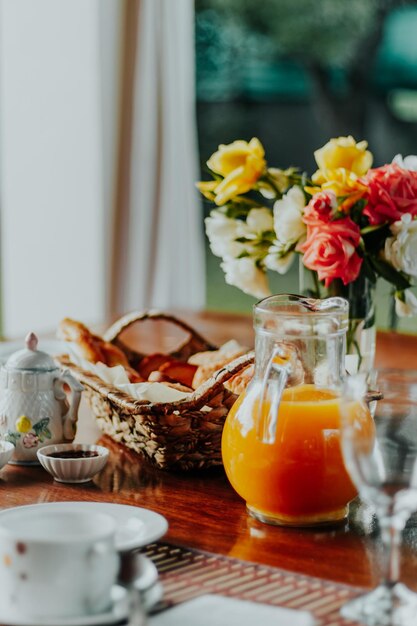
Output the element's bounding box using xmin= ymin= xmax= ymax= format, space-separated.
xmin=298 ymin=218 xmax=362 ymax=287
xmin=22 ymin=432 xmax=39 ymax=448
xmin=363 ymin=163 xmax=417 ymax=225
xmin=303 ymin=191 xmax=337 ymax=225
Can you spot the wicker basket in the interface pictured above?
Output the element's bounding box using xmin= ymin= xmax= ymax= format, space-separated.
xmin=59 ymin=311 xmax=254 ymax=471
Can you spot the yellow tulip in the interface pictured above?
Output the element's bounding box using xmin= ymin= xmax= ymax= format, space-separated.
xmin=314 ymin=136 xmax=372 ymax=178
xmin=306 ymin=172 xmax=369 ymax=212
xmin=309 ymin=136 xmax=373 ymax=209
xmin=204 ymin=138 xmax=266 ymax=205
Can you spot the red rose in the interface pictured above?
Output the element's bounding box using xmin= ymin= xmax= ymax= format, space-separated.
xmin=303 ymin=191 xmax=337 ymax=225
xmin=363 ymin=163 xmax=417 ymax=225
xmin=298 ymin=218 xmax=362 ymax=287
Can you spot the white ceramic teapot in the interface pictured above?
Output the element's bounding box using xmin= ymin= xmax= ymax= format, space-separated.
xmin=0 ymin=333 xmax=83 ymax=465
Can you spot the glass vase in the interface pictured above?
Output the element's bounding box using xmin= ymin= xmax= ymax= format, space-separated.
xmin=299 ymin=262 xmax=376 ymax=377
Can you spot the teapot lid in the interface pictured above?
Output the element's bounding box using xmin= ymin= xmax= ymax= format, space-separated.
xmin=5 ymin=333 xmax=58 ymax=371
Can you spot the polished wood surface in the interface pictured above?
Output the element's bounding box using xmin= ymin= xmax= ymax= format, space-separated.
xmin=1 ymin=312 xmax=417 ymax=591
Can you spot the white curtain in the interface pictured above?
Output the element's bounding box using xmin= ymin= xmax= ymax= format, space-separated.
xmin=111 ymin=0 xmax=205 ymax=315
xmin=0 ymin=0 xmax=107 ymax=337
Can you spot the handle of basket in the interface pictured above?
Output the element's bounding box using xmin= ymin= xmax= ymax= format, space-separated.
xmin=209 ymin=351 xmax=254 ymax=383
xmin=188 ymin=351 xmax=255 ymax=409
xmin=103 ymin=310 xmax=216 ymax=350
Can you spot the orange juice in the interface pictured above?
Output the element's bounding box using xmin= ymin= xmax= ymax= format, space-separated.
xmin=222 ymin=384 xmax=371 ymax=525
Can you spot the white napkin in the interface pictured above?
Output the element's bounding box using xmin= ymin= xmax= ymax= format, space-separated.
xmin=118 ymin=382 xmax=191 ymax=403
xmin=72 ymin=354 xmax=131 ymax=385
xmin=71 ymin=353 xmax=192 ymax=402
xmin=149 ymin=594 xmax=316 ymax=626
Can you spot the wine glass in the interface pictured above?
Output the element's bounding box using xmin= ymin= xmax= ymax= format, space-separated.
xmin=340 ymin=370 xmax=417 ymax=626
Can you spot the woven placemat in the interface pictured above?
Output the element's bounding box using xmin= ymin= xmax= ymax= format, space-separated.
xmin=144 ymin=542 xmax=364 ymax=626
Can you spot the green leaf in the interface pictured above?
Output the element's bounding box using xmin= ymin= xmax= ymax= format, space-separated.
xmin=222 ymin=204 xmax=253 ymax=220
xmin=361 ymin=223 xmax=391 ymax=254
xmin=361 ymin=257 xmax=377 ymax=285
xmin=360 ymin=223 xmax=387 ymax=236
xmin=5 ymin=432 xmax=20 ymax=446
xmin=33 ymin=418 xmax=50 ymax=437
xmin=369 ymin=258 xmax=411 ymax=290
xmin=40 ymin=427 xmax=52 ymax=441
xmin=222 ymin=207 xmax=247 ymax=220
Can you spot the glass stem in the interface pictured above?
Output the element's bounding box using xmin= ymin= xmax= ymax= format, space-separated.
xmin=379 ymin=514 xmax=404 ymax=587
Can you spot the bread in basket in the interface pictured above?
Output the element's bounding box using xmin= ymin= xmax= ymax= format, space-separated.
xmin=58 ymin=311 xmax=254 ymax=471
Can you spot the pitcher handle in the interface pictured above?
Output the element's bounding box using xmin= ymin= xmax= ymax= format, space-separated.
xmin=54 ymin=369 xmax=84 ymax=441
xmin=257 ymin=345 xmax=295 ymax=444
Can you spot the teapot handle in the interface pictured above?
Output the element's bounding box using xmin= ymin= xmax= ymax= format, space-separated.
xmin=257 ymin=344 xmax=296 ymax=444
xmin=54 ymin=370 xmax=84 ymax=441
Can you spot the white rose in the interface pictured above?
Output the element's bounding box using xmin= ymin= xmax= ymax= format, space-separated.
xmin=273 ymin=186 xmax=306 ymax=246
xmin=246 ymin=208 xmax=274 ymax=233
xmin=221 ymin=257 xmax=271 ymax=299
xmin=392 ymin=154 xmax=417 ymax=171
xmin=395 ymin=290 xmax=417 ymax=317
xmin=264 ymin=243 xmax=295 ymax=275
xmin=384 ymin=213 xmax=417 ymax=276
xmin=205 ymin=211 xmax=250 ymax=259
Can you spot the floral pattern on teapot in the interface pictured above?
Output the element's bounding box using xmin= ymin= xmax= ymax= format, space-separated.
xmin=4 ymin=415 xmax=52 ymax=449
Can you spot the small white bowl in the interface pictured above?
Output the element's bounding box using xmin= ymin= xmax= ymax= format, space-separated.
xmin=0 ymin=441 xmax=14 ymax=470
xmin=37 ymin=443 xmax=109 ymax=483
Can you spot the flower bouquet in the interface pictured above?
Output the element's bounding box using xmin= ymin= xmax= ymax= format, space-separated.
xmin=197 ymin=136 xmax=417 ymax=373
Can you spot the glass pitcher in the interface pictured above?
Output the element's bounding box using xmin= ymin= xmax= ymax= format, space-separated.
xmin=222 ymin=294 xmax=366 ymax=527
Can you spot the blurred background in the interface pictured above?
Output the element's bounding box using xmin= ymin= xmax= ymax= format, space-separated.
xmin=0 ymin=0 xmax=416 ymax=336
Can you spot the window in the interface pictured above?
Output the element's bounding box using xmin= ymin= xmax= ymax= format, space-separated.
xmin=196 ymin=0 xmax=417 ymax=332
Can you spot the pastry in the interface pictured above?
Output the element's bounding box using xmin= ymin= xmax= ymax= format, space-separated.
xmin=190 ymin=340 xmax=249 ymax=389
xmin=224 ymin=364 xmax=254 ymax=395
xmin=58 ymin=318 xmax=143 ymax=383
xmin=158 ymin=361 xmax=197 ymax=388
xmin=137 ymin=353 xmax=172 ymax=380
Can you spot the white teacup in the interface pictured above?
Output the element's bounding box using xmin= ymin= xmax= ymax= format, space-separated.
xmin=0 ymin=508 xmax=119 ymax=620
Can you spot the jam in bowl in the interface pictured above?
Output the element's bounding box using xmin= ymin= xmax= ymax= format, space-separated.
xmin=37 ymin=443 xmax=109 ymax=483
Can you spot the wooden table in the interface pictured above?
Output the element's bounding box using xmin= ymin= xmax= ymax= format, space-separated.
xmin=1 ymin=312 xmax=417 ymax=593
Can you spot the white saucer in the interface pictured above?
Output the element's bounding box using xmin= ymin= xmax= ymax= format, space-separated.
xmin=0 ymin=502 xmax=168 ymax=552
xmin=0 ymin=585 xmax=129 ymax=626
